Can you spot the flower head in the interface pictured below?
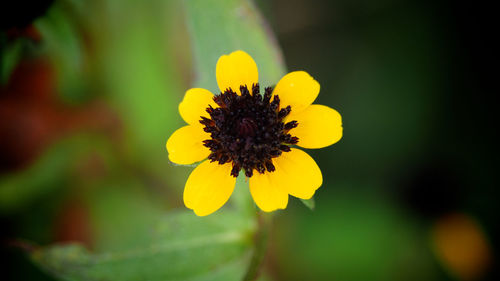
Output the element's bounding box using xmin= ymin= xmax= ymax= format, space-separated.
xmin=166 ymin=50 xmax=342 ymax=216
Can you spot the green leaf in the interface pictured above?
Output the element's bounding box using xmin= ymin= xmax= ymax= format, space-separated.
xmin=0 ymin=37 xmax=24 ymax=84
xmin=91 ymin=2 xmax=181 ymax=164
xmin=300 ymin=197 xmax=315 ymax=210
xmin=35 ymin=3 xmax=87 ymax=104
xmin=184 ymin=0 xmax=286 ymax=91
xmin=30 ymin=211 xmax=255 ymax=281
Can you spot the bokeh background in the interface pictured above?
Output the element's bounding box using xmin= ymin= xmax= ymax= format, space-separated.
xmin=1 ymin=0 xmax=496 ymax=280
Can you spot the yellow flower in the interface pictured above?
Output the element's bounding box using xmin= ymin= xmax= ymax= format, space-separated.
xmin=166 ymin=50 xmax=342 ymax=216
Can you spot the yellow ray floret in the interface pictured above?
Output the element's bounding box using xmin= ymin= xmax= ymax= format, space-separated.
xmin=216 ymin=50 xmax=258 ymax=94
xmin=273 ymin=71 xmax=320 ymax=113
xmin=287 ymin=104 xmax=343 ymax=149
xmin=183 ymin=161 xmax=236 ymax=216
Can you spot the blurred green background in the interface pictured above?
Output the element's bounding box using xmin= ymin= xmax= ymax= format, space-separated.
xmin=1 ymin=0 xmax=496 ymax=280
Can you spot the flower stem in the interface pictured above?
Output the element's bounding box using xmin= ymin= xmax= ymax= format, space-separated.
xmin=243 ymin=211 xmax=273 ymax=281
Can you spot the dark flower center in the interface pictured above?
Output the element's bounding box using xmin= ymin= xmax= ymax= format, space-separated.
xmin=200 ymin=84 xmax=299 ymax=177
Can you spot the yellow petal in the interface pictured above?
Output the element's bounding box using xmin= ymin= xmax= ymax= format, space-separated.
xmin=287 ymin=104 xmax=343 ymax=149
xmin=166 ymin=125 xmax=210 ymax=165
xmin=272 ymin=148 xmax=322 ymax=199
xmin=183 ymin=161 xmax=236 ymax=216
xmin=249 ymin=173 xmax=288 ymax=212
xmin=216 ymin=50 xmax=258 ymax=94
xmin=179 ymin=88 xmax=216 ymax=125
xmin=273 ymin=71 xmax=320 ymax=113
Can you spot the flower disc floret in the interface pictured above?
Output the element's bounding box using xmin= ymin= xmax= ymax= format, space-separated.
xmin=201 ymin=84 xmax=298 ymax=178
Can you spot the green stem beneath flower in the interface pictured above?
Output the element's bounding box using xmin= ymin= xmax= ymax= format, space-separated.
xmin=243 ymin=211 xmax=273 ymax=281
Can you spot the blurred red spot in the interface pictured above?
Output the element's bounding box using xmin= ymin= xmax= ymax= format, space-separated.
xmin=0 ymin=59 xmax=57 ymax=172
xmin=431 ymin=213 xmax=492 ymax=280
xmin=0 ymin=58 xmax=121 ymax=173
xmin=53 ymin=199 xmax=93 ymax=248
xmin=5 ymin=24 xmax=42 ymax=42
